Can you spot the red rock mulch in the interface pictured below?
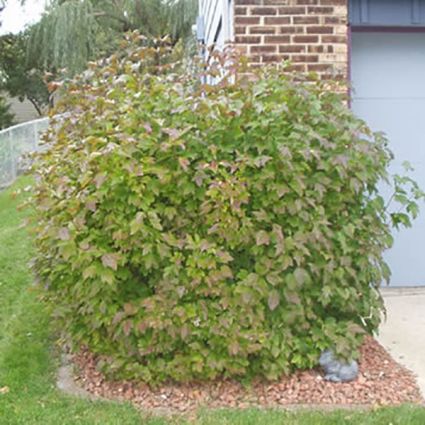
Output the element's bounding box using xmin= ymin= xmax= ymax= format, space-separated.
xmin=72 ymin=336 xmax=423 ymax=413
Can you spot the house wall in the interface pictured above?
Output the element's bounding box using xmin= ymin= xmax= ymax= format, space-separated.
xmin=233 ymin=0 xmax=349 ymax=79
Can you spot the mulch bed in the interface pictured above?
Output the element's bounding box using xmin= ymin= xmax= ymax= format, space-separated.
xmin=72 ymin=336 xmax=423 ymax=413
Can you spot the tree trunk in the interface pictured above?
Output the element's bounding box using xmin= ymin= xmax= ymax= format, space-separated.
xmin=27 ymin=97 xmax=43 ymax=116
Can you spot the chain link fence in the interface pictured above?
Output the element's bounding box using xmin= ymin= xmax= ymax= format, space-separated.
xmin=0 ymin=117 xmax=50 ymax=190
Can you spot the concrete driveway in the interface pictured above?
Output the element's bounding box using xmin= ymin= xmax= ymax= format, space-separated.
xmin=378 ymin=287 xmax=425 ymax=397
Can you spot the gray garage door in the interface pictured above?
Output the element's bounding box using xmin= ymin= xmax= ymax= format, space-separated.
xmin=351 ymin=32 xmax=425 ymax=286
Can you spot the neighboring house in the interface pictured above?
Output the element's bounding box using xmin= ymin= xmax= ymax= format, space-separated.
xmin=5 ymin=95 xmax=41 ymax=124
xmin=197 ymin=0 xmax=425 ymax=287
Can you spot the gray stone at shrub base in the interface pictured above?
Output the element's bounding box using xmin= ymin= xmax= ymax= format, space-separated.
xmin=319 ymin=350 xmax=359 ymax=383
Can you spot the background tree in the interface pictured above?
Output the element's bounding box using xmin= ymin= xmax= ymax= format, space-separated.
xmin=0 ymin=0 xmax=196 ymax=120
xmin=0 ymin=32 xmax=50 ymax=115
xmin=0 ymin=95 xmax=14 ymax=129
xmin=27 ymin=0 xmax=198 ymax=75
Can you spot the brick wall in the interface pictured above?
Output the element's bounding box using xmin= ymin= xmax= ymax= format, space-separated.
xmin=233 ymin=0 xmax=348 ymax=79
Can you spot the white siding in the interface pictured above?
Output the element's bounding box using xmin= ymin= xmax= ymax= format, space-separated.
xmin=199 ymin=0 xmax=233 ymax=49
xmin=228 ymin=0 xmax=234 ymax=40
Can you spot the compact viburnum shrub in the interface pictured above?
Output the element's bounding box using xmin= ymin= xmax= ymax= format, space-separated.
xmin=32 ymin=33 xmax=422 ymax=384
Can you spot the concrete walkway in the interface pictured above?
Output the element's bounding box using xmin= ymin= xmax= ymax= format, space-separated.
xmin=378 ymin=287 xmax=425 ymax=397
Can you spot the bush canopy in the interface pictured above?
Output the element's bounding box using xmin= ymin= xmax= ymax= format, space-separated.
xmin=32 ymin=33 xmax=422 ymax=384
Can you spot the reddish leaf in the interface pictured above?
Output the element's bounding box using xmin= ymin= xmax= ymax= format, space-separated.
xmin=180 ymin=324 xmax=189 ymax=340
xmin=123 ymin=320 xmax=132 ymax=336
xmin=294 ymin=268 xmax=308 ymax=285
xmin=58 ymin=227 xmax=70 ymax=241
xmin=178 ymin=157 xmax=189 ymax=171
xmin=101 ymin=253 xmax=119 ymax=271
xmin=268 ymin=290 xmax=280 ymax=311
xmin=256 ymin=230 xmax=270 ymax=246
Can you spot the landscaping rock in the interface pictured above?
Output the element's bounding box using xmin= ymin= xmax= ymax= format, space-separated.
xmin=65 ymin=337 xmax=423 ymax=413
xmin=319 ymin=350 xmax=359 ymax=383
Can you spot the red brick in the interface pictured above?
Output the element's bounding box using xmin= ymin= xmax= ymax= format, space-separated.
xmin=277 ymin=6 xmax=305 ymax=14
xmin=308 ymin=45 xmax=325 ymax=53
xmin=262 ymin=54 xmax=289 ymax=62
xmin=250 ymin=45 xmax=277 ymax=53
xmin=235 ymin=26 xmax=247 ymax=34
xmin=264 ymin=35 xmax=291 ymax=43
xmin=307 ymin=64 xmax=333 ymax=72
xmin=307 ymin=6 xmax=333 ymax=14
xmin=293 ymin=35 xmax=319 ymax=43
xmin=291 ymin=54 xmax=319 ymax=63
xmin=322 ymin=0 xmax=346 ymax=4
xmin=306 ymin=26 xmax=334 ymax=34
xmin=264 ymin=0 xmax=290 ymax=4
xmin=293 ymin=16 xmax=320 ymax=24
xmin=278 ymin=25 xmax=304 ymax=33
xmin=249 ymin=26 xmax=277 ymax=34
xmin=235 ymin=0 xmax=262 ymax=4
xmin=279 ymin=45 xmax=305 ymax=53
xmin=251 ymin=7 xmax=278 ymax=15
xmin=235 ymin=16 xmax=261 ymax=25
xmin=321 ymin=35 xmax=347 ymax=43
xmin=324 ymin=16 xmax=347 ymax=25
xmin=295 ymin=0 xmax=320 ymax=4
xmin=235 ymin=7 xmax=248 ymax=15
xmin=263 ymin=16 xmax=290 ymax=25
xmin=235 ymin=35 xmax=262 ymax=44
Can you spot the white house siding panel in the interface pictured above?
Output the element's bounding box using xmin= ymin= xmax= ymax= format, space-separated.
xmin=228 ymin=0 xmax=234 ymax=40
xmin=208 ymin=6 xmax=223 ymax=48
xmin=199 ymin=0 xmax=233 ymax=48
xmin=215 ymin=24 xmax=224 ymax=49
xmin=200 ymin=0 xmax=223 ymax=47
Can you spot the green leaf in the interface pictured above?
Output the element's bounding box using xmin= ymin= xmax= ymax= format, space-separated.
xmin=285 ymin=291 xmax=300 ymax=305
xmin=82 ymin=265 xmax=97 ymax=280
xmin=99 ymin=268 xmax=115 ymax=285
xmin=130 ymin=212 xmax=144 ymax=235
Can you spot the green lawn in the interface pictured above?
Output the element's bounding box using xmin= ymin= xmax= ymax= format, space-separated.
xmin=0 ymin=177 xmax=424 ymax=424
